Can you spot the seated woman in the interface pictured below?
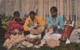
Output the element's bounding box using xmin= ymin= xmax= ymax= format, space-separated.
xmin=23 ymin=11 xmax=45 ymax=36
xmin=22 ymin=11 xmax=45 ymax=48
xmin=46 ymin=6 xmax=64 ymax=33
xmin=5 ymin=11 xmax=24 ymax=39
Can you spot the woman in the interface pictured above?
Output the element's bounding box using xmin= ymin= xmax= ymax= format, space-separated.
xmin=5 ymin=11 xmax=24 ymax=39
xmin=46 ymin=6 xmax=64 ymax=33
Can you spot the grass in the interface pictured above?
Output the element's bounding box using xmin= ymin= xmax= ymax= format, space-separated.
xmin=8 ymin=43 xmax=80 ymax=50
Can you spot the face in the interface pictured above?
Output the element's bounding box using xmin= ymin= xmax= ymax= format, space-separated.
xmin=14 ymin=16 xmax=19 ymax=19
xmin=30 ymin=14 xmax=35 ymax=21
xmin=51 ymin=10 xmax=57 ymax=18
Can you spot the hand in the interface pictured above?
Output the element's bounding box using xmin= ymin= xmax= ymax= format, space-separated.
xmin=28 ymin=27 xmax=34 ymax=31
xmin=45 ymin=25 xmax=48 ymax=28
xmin=28 ymin=28 xmax=34 ymax=33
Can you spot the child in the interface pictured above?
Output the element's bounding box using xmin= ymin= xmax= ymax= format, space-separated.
xmin=21 ymin=27 xmax=45 ymax=48
xmin=59 ymin=20 xmax=74 ymax=44
xmin=3 ymin=29 xmax=25 ymax=49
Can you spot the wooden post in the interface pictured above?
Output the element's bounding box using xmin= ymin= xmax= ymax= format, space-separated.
xmin=60 ymin=0 xmax=63 ymax=17
xmin=43 ymin=0 xmax=49 ymax=21
xmin=38 ymin=0 xmax=44 ymax=18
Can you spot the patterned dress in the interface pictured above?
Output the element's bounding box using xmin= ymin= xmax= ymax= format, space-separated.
xmin=5 ymin=19 xmax=24 ymax=39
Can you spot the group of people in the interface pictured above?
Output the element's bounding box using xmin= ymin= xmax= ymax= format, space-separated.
xmin=3 ymin=6 xmax=75 ymax=49
xmin=5 ymin=6 xmax=64 ymax=38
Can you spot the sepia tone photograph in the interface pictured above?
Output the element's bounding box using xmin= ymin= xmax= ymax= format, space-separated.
xmin=0 ymin=0 xmax=80 ymax=50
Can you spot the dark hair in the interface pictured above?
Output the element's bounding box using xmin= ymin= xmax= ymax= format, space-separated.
xmin=13 ymin=11 xmax=20 ymax=17
xmin=50 ymin=6 xmax=57 ymax=12
xmin=29 ymin=11 xmax=36 ymax=16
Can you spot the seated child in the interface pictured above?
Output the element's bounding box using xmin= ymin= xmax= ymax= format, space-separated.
xmin=21 ymin=27 xmax=45 ymax=48
xmin=59 ymin=20 xmax=74 ymax=44
xmin=3 ymin=29 xmax=25 ymax=49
